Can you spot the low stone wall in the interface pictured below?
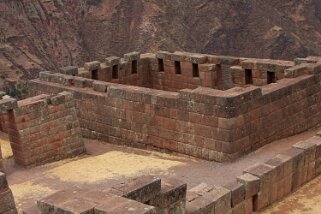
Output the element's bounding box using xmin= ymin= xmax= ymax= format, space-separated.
xmin=33 ymin=176 xmax=186 ymax=214
xmin=7 ymin=92 xmax=85 ymax=167
xmin=185 ymin=133 xmax=321 ymax=213
xmin=28 ymin=132 xmax=321 ymax=214
xmin=0 ymin=172 xmax=17 ymax=214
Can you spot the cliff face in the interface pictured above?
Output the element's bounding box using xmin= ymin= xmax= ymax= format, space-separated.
xmin=0 ymin=0 xmax=321 ymax=84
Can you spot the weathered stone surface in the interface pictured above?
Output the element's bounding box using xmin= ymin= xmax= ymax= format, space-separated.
xmin=0 ymin=92 xmax=5 ymax=99
xmin=186 ymin=185 xmax=231 ymax=214
xmin=105 ymin=56 xmax=121 ymax=66
xmin=124 ymin=52 xmax=140 ymax=61
xmin=224 ymin=181 xmax=245 ymax=208
xmin=0 ymin=172 xmax=8 ymax=191
xmin=84 ymin=61 xmax=101 ymax=71
xmin=111 ymin=176 xmax=161 ymax=203
xmin=0 ymin=98 xmax=18 ymax=111
xmin=149 ymin=178 xmax=186 ymax=213
xmin=60 ymin=66 xmax=79 ymax=76
xmin=156 ymin=51 xmax=171 ymax=60
xmin=0 ymin=190 xmax=16 ymax=214
xmin=284 ymin=63 xmax=310 ymax=78
xmin=237 ymin=173 xmax=260 ymax=199
xmin=95 ymin=195 xmax=156 ymax=214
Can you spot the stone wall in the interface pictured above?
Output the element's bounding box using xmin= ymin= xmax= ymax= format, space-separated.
xmin=0 ymin=113 xmax=9 ymax=133
xmin=7 ymin=92 xmax=85 ymax=167
xmin=0 ymin=172 xmax=17 ymax=214
xmin=28 ymin=56 xmax=321 ymax=161
xmin=32 ymin=176 xmax=186 ymax=214
xmin=70 ymin=51 xmax=241 ymax=93
xmin=27 ymin=133 xmax=321 ymax=213
xmin=184 ymin=132 xmax=321 ymax=213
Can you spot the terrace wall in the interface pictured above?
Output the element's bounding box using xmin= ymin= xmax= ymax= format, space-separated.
xmin=28 ymin=58 xmax=321 ymax=161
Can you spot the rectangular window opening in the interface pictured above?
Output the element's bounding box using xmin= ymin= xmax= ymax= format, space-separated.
xmin=192 ymin=63 xmax=199 ymax=77
xmin=175 ymin=61 xmax=181 ymax=74
xmin=112 ymin=65 xmax=118 ymax=79
xmin=132 ymin=60 xmax=138 ymax=74
xmin=91 ymin=69 xmax=98 ymax=80
xmin=267 ymin=71 xmax=276 ymax=84
xmin=158 ymin=58 xmax=165 ymax=72
xmin=245 ymin=69 xmax=253 ymax=84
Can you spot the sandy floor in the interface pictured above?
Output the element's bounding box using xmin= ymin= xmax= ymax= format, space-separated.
xmin=1 ymin=128 xmax=321 ymax=213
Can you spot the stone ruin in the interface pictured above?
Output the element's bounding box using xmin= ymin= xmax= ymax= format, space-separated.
xmin=0 ymin=51 xmax=321 ymax=213
xmin=28 ymin=52 xmax=321 ymax=162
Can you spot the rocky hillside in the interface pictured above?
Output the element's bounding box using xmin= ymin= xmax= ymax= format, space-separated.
xmin=0 ymin=0 xmax=321 ymax=86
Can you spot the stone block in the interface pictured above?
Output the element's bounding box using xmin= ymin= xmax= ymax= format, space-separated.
xmin=171 ymin=52 xmax=186 ymax=62
xmin=49 ymin=94 xmax=66 ymax=106
xmin=190 ymin=54 xmax=208 ymax=64
xmin=186 ymin=183 xmax=214 ymax=202
xmin=244 ymin=164 xmax=277 ymax=210
xmin=124 ymin=52 xmax=140 ymax=62
xmin=37 ymin=190 xmax=82 ymax=213
xmin=284 ymin=63 xmax=310 ymax=78
xmin=237 ymin=173 xmax=260 ymax=199
xmin=148 ymin=178 xmax=186 ymax=213
xmin=315 ymin=158 xmax=321 ymax=175
xmin=93 ymin=81 xmax=108 ymax=93
xmin=0 ymin=98 xmax=18 ymax=111
xmin=0 ymin=190 xmax=16 ymax=214
xmin=94 ymin=195 xmax=156 ymax=214
xmin=186 ymin=195 xmax=215 ymax=214
xmin=0 ymin=172 xmax=8 ymax=191
xmin=39 ymin=71 xmax=52 ymax=82
xmin=304 ymin=136 xmax=321 ymax=159
xmin=84 ymin=61 xmax=101 ymax=71
xmin=57 ymin=198 xmax=96 ymax=214
xmin=60 ymin=66 xmax=78 ymax=76
xmin=73 ymin=77 xmax=87 ymax=88
xmin=156 ymin=51 xmax=171 ymax=60
xmin=293 ymin=141 xmax=316 ymax=164
xmin=111 ymin=176 xmax=161 ymax=203
xmin=187 ymin=185 xmax=231 ymax=214
xmin=281 ymin=147 xmax=305 ymax=170
xmin=0 ymin=91 xmax=5 ymax=99
xmin=204 ymin=186 xmax=231 ymax=214
xmin=265 ymin=154 xmax=293 ymax=178
xmin=231 ymin=198 xmax=252 ymax=214
xmin=307 ymin=63 xmax=321 ymax=75
xmin=224 ymin=181 xmax=245 ymax=208
xmin=105 ymin=56 xmax=121 ymax=66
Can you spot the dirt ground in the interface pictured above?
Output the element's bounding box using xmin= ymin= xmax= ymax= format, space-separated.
xmin=1 ymin=128 xmax=321 ymax=213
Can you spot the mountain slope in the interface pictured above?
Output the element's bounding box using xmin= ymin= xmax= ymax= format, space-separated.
xmin=0 ymin=0 xmax=321 ymax=87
